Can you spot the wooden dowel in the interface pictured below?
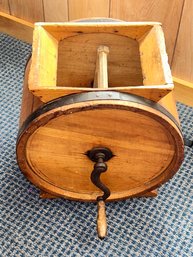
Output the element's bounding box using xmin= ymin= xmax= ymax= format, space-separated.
xmin=94 ymin=45 xmax=109 ymax=89
xmin=97 ymin=200 xmax=107 ymax=239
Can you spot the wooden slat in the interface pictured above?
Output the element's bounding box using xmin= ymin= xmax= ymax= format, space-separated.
xmin=110 ymin=0 xmax=184 ymax=64
xmin=9 ymin=0 xmax=44 ymax=22
xmin=43 ymin=0 xmax=68 ymax=22
xmin=172 ymin=0 xmax=193 ymax=83
xmin=29 ymin=26 xmax=58 ymax=89
xmin=56 ymin=32 xmax=143 ymax=87
xmin=38 ymin=22 xmax=157 ymax=41
xmin=173 ymin=77 xmax=193 ymax=107
xmin=0 ymin=0 xmax=10 ymax=13
xmin=68 ymin=0 xmax=110 ymax=21
xmin=0 ymin=12 xmax=33 ymax=43
xmin=30 ymin=85 xmax=173 ymax=103
xmin=139 ymin=25 xmax=173 ymax=85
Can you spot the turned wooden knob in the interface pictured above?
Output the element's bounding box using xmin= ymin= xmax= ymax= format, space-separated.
xmin=97 ymin=200 xmax=107 ymax=239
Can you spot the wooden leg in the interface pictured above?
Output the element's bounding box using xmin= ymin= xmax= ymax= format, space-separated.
xmin=40 ymin=189 xmax=158 ymax=199
xmin=40 ymin=191 xmax=59 ymax=199
xmin=136 ymin=190 xmax=158 ymax=197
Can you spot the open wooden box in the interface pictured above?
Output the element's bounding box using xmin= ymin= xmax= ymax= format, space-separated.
xmin=29 ymin=21 xmax=173 ymax=103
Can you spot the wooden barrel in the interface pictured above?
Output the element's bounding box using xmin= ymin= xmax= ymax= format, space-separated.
xmin=16 ymin=59 xmax=184 ymax=202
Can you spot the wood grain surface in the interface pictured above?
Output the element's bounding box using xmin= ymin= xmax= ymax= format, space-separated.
xmin=57 ymin=33 xmax=143 ymax=87
xmin=68 ymin=0 xmax=110 ymax=21
xmin=110 ymin=0 xmax=184 ymax=64
xmin=139 ymin=25 xmax=173 ymax=85
xmin=0 ymin=12 xmax=34 ymax=43
xmin=19 ymin=59 xmax=42 ymax=127
xmin=26 ymin=108 xmax=175 ymax=196
xmin=9 ymin=0 xmax=44 ymax=22
xmin=43 ymin=0 xmax=68 ymax=22
xmin=17 ymin=95 xmax=184 ymax=201
xmin=173 ymin=77 xmax=193 ymax=107
xmin=0 ymin=0 xmax=10 ymax=13
xmin=29 ymin=85 xmax=172 ymax=103
xmin=172 ymin=0 xmax=193 ymax=82
xmin=93 ymin=45 xmax=109 ymax=89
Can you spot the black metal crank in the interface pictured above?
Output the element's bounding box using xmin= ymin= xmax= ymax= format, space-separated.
xmin=86 ymin=147 xmax=113 ymax=239
xmin=87 ymin=147 xmax=113 ymax=201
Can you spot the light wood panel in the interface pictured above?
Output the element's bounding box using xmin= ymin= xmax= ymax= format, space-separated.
xmin=68 ymin=0 xmax=110 ymax=21
xmin=29 ymin=26 xmax=58 ymax=90
xmin=0 ymin=12 xmax=33 ymax=43
xmin=43 ymin=0 xmax=68 ymax=22
xmin=41 ymin=22 xmax=155 ymax=41
xmin=139 ymin=26 xmax=173 ymax=85
xmin=29 ymin=85 xmax=173 ymax=103
xmin=0 ymin=0 xmax=10 ymax=13
xmin=19 ymin=58 xmax=43 ymax=127
xmin=172 ymin=0 xmax=193 ymax=83
xmin=57 ymin=32 xmax=143 ymax=87
xmin=110 ymin=0 xmax=184 ymax=64
xmin=173 ymin=77 xmax=193 ymax=107
xmin=9 ymin=0 xmax=44 ymax=22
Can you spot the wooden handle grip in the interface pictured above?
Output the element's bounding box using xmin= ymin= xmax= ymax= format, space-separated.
xmin=97 ymin=200 xmax=107 ymax=239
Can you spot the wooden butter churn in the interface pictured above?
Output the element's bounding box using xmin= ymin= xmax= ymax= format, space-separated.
xmin=16 ymin=19 xmax=184 ymax=238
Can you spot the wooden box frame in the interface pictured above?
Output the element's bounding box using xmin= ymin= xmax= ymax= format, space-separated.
xmin=29 ymin=21 xmax=173 ymax=103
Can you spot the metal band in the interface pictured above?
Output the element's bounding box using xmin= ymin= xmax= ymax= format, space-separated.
xmin=18 ymin=91 xmax=182 ymax=140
